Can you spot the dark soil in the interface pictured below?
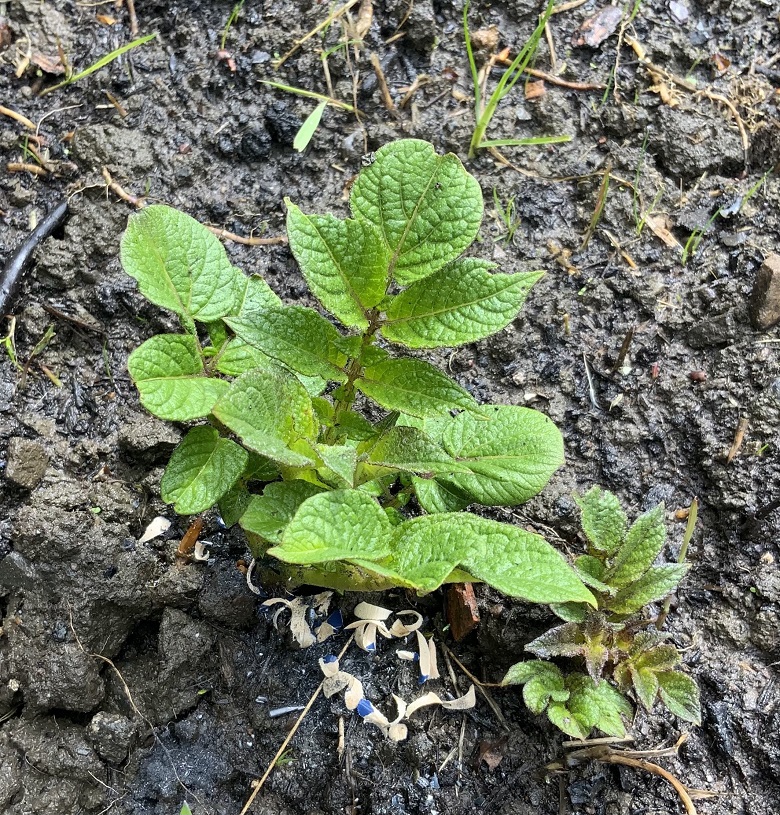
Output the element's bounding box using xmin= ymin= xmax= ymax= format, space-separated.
xmin=1 ymin=1 xmax=779 ymax=813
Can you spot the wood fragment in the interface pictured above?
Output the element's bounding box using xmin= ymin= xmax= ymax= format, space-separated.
xmin=370 ymin=52 xmax=395 ymax=111
xmin=446 ymin=583 xmax=480 ymax=641
xmin=726 ymin=416 xmax=749 ymax=464
xmin=0 ymin=105 xmax=36 ymax=130
xmin=7 ymin=161 xmax=47 ymax=176
xmin=126 ymin=0 xmax=139 ymax=35
xmin=205 ymin=226 xmax=287 ymax=246
xmin=102 ymin=166 xmax=144 ymax=207
xmin=176 ymin=517 xmax=204 ymax=557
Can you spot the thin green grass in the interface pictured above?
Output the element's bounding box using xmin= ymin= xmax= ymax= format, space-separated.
xmin=464 ymin=0 xmax=562 ymax=158
xmin=41 ymin=33 xmax=156 ymax=96
xmin=220 ymin=0 xmax=245 ymax=50
xmin=681 ymin=208 xmax=721 ymax=264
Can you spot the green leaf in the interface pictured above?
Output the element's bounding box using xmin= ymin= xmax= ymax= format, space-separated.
xmin=314 ymin=443 xmax=358 ymax=488
xmin=575 ymin=486 xmax=627 ymax=555
xmin=293 ymin=100 xmax=327 ymax=152
xmin=268 ymin=490 xmax=393 ymax=564
xmin=366 ymin=426 xmax=471 ymax=476
xmin=574 ymin=555 xmax=613 ymax=594
xmin=215 ymin=338 xmax=277 ymax=376
xmin=356 ymin=358 xmax=479 ymax=419
xmin=337 ymin=410 xmax=377 ymax=441
xmin=502 ymin=661 xmax=569 ymax=715
xmin=550 ymin=602 xmax=588 ymax=622
xmin=630 ymin=666 xmax=660 ymax=711
xmin=239 ymin=480 xmax=325 ymax=543
xmin=547 ymin=701 xmax=589 ymax=740
xmin=608 ymin=503 xmax=667 ymax=587
xmin=160 ymin=426 xmax=248 ymax=514
xmin=435 ymin=406 xmax=564 ymax=506
xmin=412 ymin=477 xmax=471 ymax=514
xmin=219 ymin=483 xmax=252 ymax=528
xmin=382 ymin=260 xmax=542 ymax=349
xmin=120 ymin=205 xmax=242 ymax=323
xmin=350 ymin=139 xmax=483 ymax=285
xmin=234 ymin=274 xmax=282 ymax=316
xmin=386 ymin=513 xmax=596 ymax=603
xmin=608 ymin=564 xmax=689 ymax=615
xmin=565 ymin=674 xmax=632 ymax=738
xmin=226 ymin=306 xmax=349 ymax=382
xmin=657 ymin=671 xmax=701 ymax=724
xmin=212 ymin=369 xmax=318 ymax=467
xmin=128 ymin=334 xmax=229 ymax=420
xmin=634 ymin=644 xmax=680 ymax=672
xmin=286 ymin=203 xmax=389 ymax=328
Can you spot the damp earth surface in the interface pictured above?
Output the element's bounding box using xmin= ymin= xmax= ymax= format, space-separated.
xmin=1 ymin=1 xmax=779 ymax=813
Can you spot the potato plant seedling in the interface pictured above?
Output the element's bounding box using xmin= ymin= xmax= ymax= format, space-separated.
xmin=503 ymin=487 xmax=700 ymax=738
xmin=120 ymin=139 xmax=593 ymax=605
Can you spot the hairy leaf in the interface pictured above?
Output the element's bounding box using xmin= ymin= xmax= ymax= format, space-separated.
xmin=120 ymin=205 xmax=242 ymax=323
xmin=434 ymin=406 xmax=564 ymax=506
xmin=657 ymin=671 xmax=701 ymax=724
xmin=525 ymin=622 xmax=585 ymax=659
xmin=565 ymin=674 xmax=632 ymax=738
xmin=357 ymin=358 xmax=479 ymax=418
xmin=350 ymin=139 xmax=483 ymax=285
xmin=227 ymin=306 xmax=349 ymax=382
xmin=630 ymin=665 xmax=660 ymax=711
xmin=160 ymin=426 xmax=248 ymax=514
xmin=286 ymin=203 xmax=389 ymax=328
xmin=314 ymin=443 xmax=358 ymax=488
xmin=212 ymin=368 xmax=318 ymax=467
xmin=240 ymin=480 xmax=325 ymax=543
xmin=234 ymin=274 xmax=282 ymax=316
xmin=268 ymin=490 xmax=393 ymax=564
xmin=547 ymin=700 xmax=589 ymax=740
xmin=574 ymin=556 xmax=614 ymax=595
xmin=215 ymin=337 xmax=277 ymax=376
xmin=608 ymin=503 xmax=666 ymax=586
xmin=366 ymin=426 xmax=471 ymax=476
xmin=502 ymin=661 xmax=569 ymax=715
xmin=128 ymin=334 xmax=229 ymax=420
xmin=385 ymin=514 xmax=596 ymax=603
xmin=219 ymin=483 xmax=252 ymax=528
xmin=412 ymin=477 xmax=471 ymax=514
xmin=575 ymin=486 xmax=627 ymax=555
xmin=608 ymin=564 xmax=689 ymax=615
xmin=382 ymin=260 xmax=541 ymax=348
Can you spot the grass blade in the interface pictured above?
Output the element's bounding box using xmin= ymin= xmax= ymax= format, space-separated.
xmin=479 ymin=135 xmax=571 ymax=148
xmin=41 ymin=33 xmax=156 ymax=96
xmin=294 ymin=100 xmax=327 ymax=152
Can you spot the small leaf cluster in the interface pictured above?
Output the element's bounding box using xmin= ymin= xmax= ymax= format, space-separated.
xmin=503 ymin=487 xmax=700 ymax=739
xmin=120 ymin=139 xmax=594 ymax=605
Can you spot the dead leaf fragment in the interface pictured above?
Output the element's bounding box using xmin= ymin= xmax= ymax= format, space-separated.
xmin=643 ymin=213 xmax=682 ymax=248
xmin=477 ymin=735 xmax=509 ymax=771
xmin=524 ymin=80 xmax=546 ymax=100
xmin=31 ymin=52 xmax=65 ymax=75
xmin=573 ymin=5 xmax=622 ymax=48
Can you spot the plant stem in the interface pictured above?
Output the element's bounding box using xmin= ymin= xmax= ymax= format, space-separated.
xmin=327 ymin=309 xmax=381 ymax=442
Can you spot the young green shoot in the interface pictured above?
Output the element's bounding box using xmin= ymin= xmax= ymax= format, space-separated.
xmin=464 ymin=0 xmax=562 ymax=158
xmin=220 ymin=0 xmax=245 ymax=51
xmin=119 ymin=139 xmax=594 ymax=607
xmin=503 ymin=487 xmax=700 ymax=739
xmin=681 ymin=207 xmax=721 ymax=264
xmin=40 ymin=33 xmax=156 ymax=96
xmin=492 ymin=188 xmax=519 ymax=243
xmin=581 ymin=166 xmax=611 ymax=250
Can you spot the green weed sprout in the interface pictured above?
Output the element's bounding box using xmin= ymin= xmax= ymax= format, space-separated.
xmin=464 ymin=0 xmax=569 ymax=158
xmin=503 ymin=487 xmax=700 ymax=739
xmin=119 ymin=139 xmax=594 ymax=605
